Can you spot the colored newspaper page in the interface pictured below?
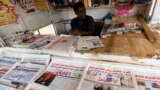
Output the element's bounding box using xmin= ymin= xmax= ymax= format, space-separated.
xmin=78 ymin=63 xmax=136 ymax=90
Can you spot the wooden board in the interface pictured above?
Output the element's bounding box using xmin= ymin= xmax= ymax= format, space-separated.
xmin=110 ymin=35 xmax=131 ymax=55
xmin=86 ymin=33 xmax=156 ymax=58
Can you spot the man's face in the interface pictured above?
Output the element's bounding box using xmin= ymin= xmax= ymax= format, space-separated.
xmin=75 ymin=7 xmax=86 ymax=19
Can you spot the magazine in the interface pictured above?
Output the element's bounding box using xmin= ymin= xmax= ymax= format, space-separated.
xmin=0 ymin=59 xmax=16 ymax=78
xmin=22 ymin=53 xmax=50 ymax=65
xmin=0 ymin=63 xmax=45 ymax=89
xmin=78 ymin=63 xmax=136 ymax=90
xmin=31 ymin=58 xmax=88 ymax=90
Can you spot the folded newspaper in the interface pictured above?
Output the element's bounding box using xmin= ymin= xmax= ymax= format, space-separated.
xmin=77 ymin=36 xmax=104 ymax=50
xmin=44 ymin=36 xmax=78 ymax=56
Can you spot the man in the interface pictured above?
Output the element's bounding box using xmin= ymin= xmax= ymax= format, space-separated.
xmin=70 ymin=2 xmax=95 ymax=36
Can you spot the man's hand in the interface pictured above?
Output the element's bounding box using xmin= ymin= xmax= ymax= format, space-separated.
xmin=70 ymin=29 xmax=82 ymax=36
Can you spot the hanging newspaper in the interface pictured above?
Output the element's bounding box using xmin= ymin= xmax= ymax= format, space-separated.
xmin=27 ymin=58 xmax=88 ymax=90
xmin=22 ymin=53 xmax=50 ymax=65
xmin=77 ymin=63 xmax=136 ymax=90
xmin=134 ymin=71 xmax=160 ymax=90
xmin=0 ymin=63 xmax=45 ymax=89
xmin=44 ymin=36 xmax=78 ymax=56
xmin=0 ymin=59 xmax=16 ymax=78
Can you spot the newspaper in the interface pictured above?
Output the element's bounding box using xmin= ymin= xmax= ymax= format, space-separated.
xmin=22 ymin=53 xmax=50 ymax=65
xmin=13 ymin=35 xmax=49 ymax=48
xmin=28 ymin=35 xmax=54 ymax=50
xmin=0 ymin=63 xmax=45 ymax=89
xmin=31 ymin=58 xmax=88 ymax=90
xmin=78 ymin=63 xmax=136 ymax=90
xmin=0 ymin=84 xmax=17 ymax=90
xmin=134 ymin=71 xmax=160 ymax=90
xmin=44 ymin=36 xmax=78 ymax=56
xmin=0 ymin=59 xmax=16 ymax=78
xmin=1 ymin=52 xmax=23 ymax=62
xmin=77 ymin=36 xmax=104 ymax=50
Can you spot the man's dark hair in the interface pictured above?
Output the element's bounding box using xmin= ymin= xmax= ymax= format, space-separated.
xmin=73 ymin=2 xmax=85 ymax=12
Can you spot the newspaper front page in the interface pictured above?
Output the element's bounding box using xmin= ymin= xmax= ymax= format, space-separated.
xmin=0 ymin=84 xmax=17 ymax=90
xmin=44 ymin=36 xmax=78 ymax=56
xmin=78 ymin=63 xmax=136 ymax=90
xmin=28 ymin=35 xmax=54 ymax=50
xmin=22 ymin=53 xmax=50 ymax=65
xmin=134 ymin=71 xmax=160 ymax=90
xmin=1 ymin=52 xmax=23 ymax=62
xmin=29 ymin=58 xmax=88 ymax=90
xmin=0 ymin=59 xmax=16 ymax=78
xmin=0 ymin=63 xmax=45 ymax=89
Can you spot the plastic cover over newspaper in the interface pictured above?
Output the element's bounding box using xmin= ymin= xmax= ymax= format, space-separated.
xmin=0 ymin=63 xmax=45 ymax=89
xmin=77 ymin=63 xmax=136 ymax=90
xmin=26 ymin=58 xmax=88 ymax=90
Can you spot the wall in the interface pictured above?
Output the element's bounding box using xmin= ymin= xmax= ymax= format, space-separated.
xmin=150 ymin=0 xmax=160 ymax=24
xmin=0 ymin=3 xmax=52 ymax=37
xmin=54 ymin=7 xmax=112 ymax=34
xmin=54 ymin=6 xmax=140 ymax=34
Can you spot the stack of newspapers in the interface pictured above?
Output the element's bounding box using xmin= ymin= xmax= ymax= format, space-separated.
xmin=0 ymin=49 xmax=160 ymax=90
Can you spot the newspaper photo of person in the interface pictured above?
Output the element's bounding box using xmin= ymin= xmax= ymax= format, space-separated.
xmin=94 ymin=83 xmax=114 ymax=90
xmin=152 ymin=82 xmax=160 ymax=89
xmin=120 ymin=76 xmax=134 ymax=87
xmin=35 ymin=71 xmax=56 ymax=86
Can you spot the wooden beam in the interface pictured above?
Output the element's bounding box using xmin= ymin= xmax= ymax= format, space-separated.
xmin=139 ymin=17 xmax=157 ymax=43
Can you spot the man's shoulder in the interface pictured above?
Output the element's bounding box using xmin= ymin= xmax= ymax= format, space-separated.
xmin=86 ymin=15 xmax=94 ymax=20
xmin=71 ymin=17 xmax=78 ymax=22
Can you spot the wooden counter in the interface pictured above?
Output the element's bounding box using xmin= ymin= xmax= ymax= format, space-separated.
xmin=83 ymin=16 xmax=160 ymax=58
